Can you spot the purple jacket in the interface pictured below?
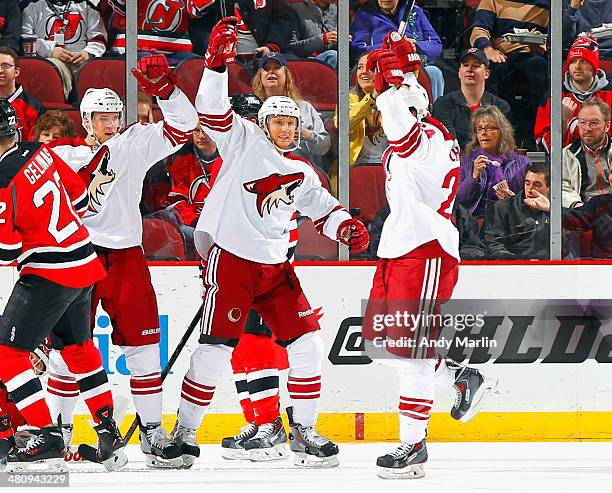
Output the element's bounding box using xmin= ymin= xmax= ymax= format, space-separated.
xmin=458 ymin=149 xmax=531 ymax=216
xmin=350 ymin=2 xmax=442 ymax=64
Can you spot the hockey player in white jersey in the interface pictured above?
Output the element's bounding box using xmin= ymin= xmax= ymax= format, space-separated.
xmin=361 ymin=33 xmax=497 ymax=479
xmin=170 ymin=17 xmax=369 ymax=468
xmin=46 ymin=54 xmax=198 ymax=468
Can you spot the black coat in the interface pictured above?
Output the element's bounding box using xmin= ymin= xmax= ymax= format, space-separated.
xmin=0 ymin=0 xmax=21 ymax=53
xmin=563 ymin=194 xmax=612 ymax=259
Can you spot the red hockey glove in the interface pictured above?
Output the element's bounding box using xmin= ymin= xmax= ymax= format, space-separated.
xmin=0 ymin=17 xmax=6 ymax=31
xmin=337 ymin=219 xmax=369 ymax=254
xmin=131 ymin=54 xmax=177 ymax=99
xmin=383 ymin=30 xmax=422 ymax=73
xmin=205 ymin=17 xmax=238 ymax=69
xmin=365 ymin=49 xmax=405 ymax=94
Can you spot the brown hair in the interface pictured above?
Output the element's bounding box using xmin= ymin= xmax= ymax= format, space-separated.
xmin=0 ymin=47 xmax=19 ymax=67
xmin=580 ymin=97 xmax=611 ymax=122
xmin=352 ymin=52 xmax=382 ymax=129
xmin=251 ymin=66 xmax=302 ymax=104
xmin=465 ymin=105 xmax=516 ymax=156
xmin=32 ymin=111 xmax=77 ymax=142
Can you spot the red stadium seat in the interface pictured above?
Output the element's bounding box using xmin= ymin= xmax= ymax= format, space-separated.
xmin=601 ymin=59 xmax=612 ymax=74
xmin=142 ymin=218 xmax=186 ymax=261
xmin=175 ymin=58 xmax=253 ymax=102
xmin=295 ymin=218 xmax=338 ymax=260
xmin=62 ymin=109 xmax=87 ymax=138
xmin=287 ymin=60 xmax=337 ymax=111
xmin=77 ymin=58 xmax=126 ymax=101
xmin=17 ymin=57 xmax=71 ymax=109
xmin=350 ymin=164 xmax=387 ymax=224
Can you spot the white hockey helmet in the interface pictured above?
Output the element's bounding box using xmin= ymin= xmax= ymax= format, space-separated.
xmin=399 ymin=72 xmax=430 ymax=121
xmin=80 ymin=88 xmax=124 ymax=137
xmin=257 ymin=96 xmax=301 ymax=152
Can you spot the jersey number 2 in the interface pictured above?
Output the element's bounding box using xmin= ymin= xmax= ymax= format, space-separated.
xmin=437 ymin=168 xmax=460 ymax=219
xmin=33 ymin=171 xmax=79 ymax=243
xmin=0 ymin=202 xmax=6 ymax=224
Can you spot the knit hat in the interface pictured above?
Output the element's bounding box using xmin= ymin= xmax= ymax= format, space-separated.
xmin=566 ymin=33 xmax=600 ymax=73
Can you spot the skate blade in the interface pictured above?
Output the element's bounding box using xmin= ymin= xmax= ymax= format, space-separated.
xmin=248 ymin=443 xmax=289 ymax=462
xmin=102 ymin=449 xmax=128 ymax=472
xmin=144 ymin=454 xmax=183 ymax=469
xmin=221 ymin=447 xmax=250 ymax=460
xmin=460 ymin=377 xmax=499 ymax=423
xmin=377 ymin=463 xmax=425 ymax=479
xmin=6 ymin=458 xmax=68 ymax=474
xmin=293 ymin=452 xmax=339 ymax=469
xmin=180 ymin=454 xmax=196 ymax=469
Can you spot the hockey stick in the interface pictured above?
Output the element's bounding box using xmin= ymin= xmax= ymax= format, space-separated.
xmin=398 ymin=0 xmax=417 ymax=38
xmin=78 ymin=303 xmax=204 ymax=460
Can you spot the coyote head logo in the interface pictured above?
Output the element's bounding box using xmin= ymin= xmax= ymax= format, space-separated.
xmin=77 ymin=146 xmax=115 ymax=213
xmin=243 ymin=172 xmax=304 ymax=217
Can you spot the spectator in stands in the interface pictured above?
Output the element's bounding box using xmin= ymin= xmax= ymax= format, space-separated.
xmin=534 ymin=34 xmax=612 ymax=152
xmin=287 ymin=0 xmax=339 ymax=69
xmin=138 ymin=91 xmax=154 ymax=123
xmin=0 ymin=0 xmax=21 ymax=53
xmin=350 ymin=0 xmax=445 ymax=101
xmin=457 ymin=105 xmax=531 ymax=217
xmin=0 ymin=47 xmax=45 ymax=141
xmin=32 ymin=110 xmax=77 ymax=143
xmin=433 ymin=48 xmax=511 ymax=150
xmin=561 ymin=97 xmax=612 ymax=208
xmin=484 ymin=162 xmax=550 ymax=259
xmin=252 ymin=52 xmax=331 ymax=168
xmin=470 ymin=0 xmax=550 ymax=111
xmin=563 ymin=0 xmax=612 ymax=59
xmin=189 ymin=0 xmax=295 ymax=59
xmin=22 ymin=0 xmax=108 ymax=101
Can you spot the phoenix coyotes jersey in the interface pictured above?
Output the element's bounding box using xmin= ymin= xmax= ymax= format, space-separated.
xmin=0 ymin=142 xmax=105 ymax=288
xmin=375 ymin=83 xmax=461 ymax=261
xmin=195 ymin=68 xmax=350 ymax=264
xmin=51 ymin=88 xmax=198 ymax=249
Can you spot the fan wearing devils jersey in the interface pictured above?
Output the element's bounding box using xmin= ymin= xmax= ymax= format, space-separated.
xmin=361 ymin=33 xmax=497 ymax=480
xmin=0 ymin=100 xmax=126 ymax=472
xmin=47 ymin=55 xmax=198 ymax=469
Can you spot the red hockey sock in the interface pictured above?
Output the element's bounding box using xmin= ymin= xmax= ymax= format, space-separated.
xmin=61 ymin=340 xmax=113 ymax=423
xmin=231 ymin=342 xmax=254 ymax=423
xmin=0 ymin=345 xmax=51 ymax=427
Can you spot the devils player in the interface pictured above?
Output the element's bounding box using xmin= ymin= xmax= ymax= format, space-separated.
xmin=169 ymin=17 xmax=368 ymax=468
xmin=0 ymin=100 xmax=126 ymax=472
xmin=46 ymin=55 xmax=198 ymax=468
xmin=361 ymin=34 xmax=497 ymax=479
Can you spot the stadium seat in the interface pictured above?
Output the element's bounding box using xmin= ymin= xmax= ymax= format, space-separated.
xmin=142 ymin=218 xmax=186 ymax=261
xmin=287 ymin=60 xmax=337 ymax=112
xmin=17 ymin=57 xmax=71 ymax=109
xmin=62 ymin=109 xmax=87 ymax=138
xmin=175 ymin=59 xmax=253 ymax=102
xmin=601 ymin=59 xmax=612 ymax=74
xmin=77 ymin=58 xmax=126 ymax=101
xmin=295 ymin=217 xmax=338 ymax=260
xmin=350 ymin=164 xmax=388 ymax=224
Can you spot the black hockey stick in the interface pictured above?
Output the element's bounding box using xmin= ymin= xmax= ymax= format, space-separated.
xmin=398 ymin=0 xmax=416 ymax=37
xmin=78 ymin=303 xmax=204 ymax=462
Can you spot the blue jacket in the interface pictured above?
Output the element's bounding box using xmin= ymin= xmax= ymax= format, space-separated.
xmin=350 ymin=2 xmax=442 ymax=64
xmin=563 ymin=0 xmax=612 ymax=59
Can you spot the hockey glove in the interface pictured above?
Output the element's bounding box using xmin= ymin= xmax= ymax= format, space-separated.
xmin=337 ymin=219 xmax=369 ymax=254
xmin=186 ymin=0 xmax=216 ymax=16
xmin=383 ymin=30 xmax=422 ymax=74
xmin=205 ymin=17 xmax=238 ymax=69
xmin=131 ymin=54 xmax=177 ymax=99
xmin=365 ymin=49 xmax=405 ymax=94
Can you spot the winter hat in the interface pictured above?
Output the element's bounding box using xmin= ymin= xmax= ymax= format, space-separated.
xmin=566 ymin=33 xmax=600 ymax=73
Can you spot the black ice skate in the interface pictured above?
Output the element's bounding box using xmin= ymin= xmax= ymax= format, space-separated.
xmin=221 ymin=421 xmax=258 ymax=460
xmin=451 ymin=365 xmax=498 ymax=423
xmin=171 ymin=422 xmax=199 ymax=468
xmin=6 ymin=425 xmax=67 ymax=474
xmin=287 ymin=406 xmax=339 ymax=468
xmin=376 ymin=439 xmax=427 ymax=479
xmin=138 ymin=415 xmax=183 ymax=469
xmin=0 ymin=413 xmax=15 ymax=468
xmin=78 ymin=407 xmax=128 ymax=472
xmin=242 ymin=417 xmax=289 ymax=461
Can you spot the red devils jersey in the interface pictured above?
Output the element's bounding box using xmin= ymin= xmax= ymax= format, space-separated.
xmin=6 ymin=85 xmax=45 ymax=142
xmin=0 ymin=142 xmax=105 ymax=288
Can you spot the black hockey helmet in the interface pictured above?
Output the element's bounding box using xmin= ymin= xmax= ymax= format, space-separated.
xmin=0 ymin=100 xmax=17 ymax=138
xmin=230 ymin=93 xmax=262 ymax=120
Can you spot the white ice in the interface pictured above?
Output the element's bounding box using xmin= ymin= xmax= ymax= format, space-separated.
xmin=61 ymin=442 xmax=612 ymax=493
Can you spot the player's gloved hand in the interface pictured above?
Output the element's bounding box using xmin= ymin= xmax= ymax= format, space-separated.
xmin=205 ymin=17 xmax=238 ymax=69
xmin=366 ymin=49 xmax=405 ymax=94
xmin=337 ymin=219 xmax=369 ymax=254
xmin=131 ymin=54 xmax=177 ymax=99
xmin=383 ymin=30 xmax=422 ymax=73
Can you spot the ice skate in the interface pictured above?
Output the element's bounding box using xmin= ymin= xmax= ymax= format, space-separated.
xmin=451 ymin=366 xmax=498 ymax=423
xmin=0 ymin=413 xmax=15 ymax=468
xmin=242 ymin=417 xmax=289 ymax=461
xmin=287 ymin=406 xmax=339 ymax=468
xmin=60 ymin=424 xmax=73 ymax=453
xmin=138 ymin=415 xmax=183 ymax=469
xmin=221 ymin=421 xmax=258 ymax=460
xmin=78 ymin=407 xmax=128 ymax=471
xmin=376 ymin=439 xmax=427 ymax=479
xmin=171 ymin=422 xmax=199 ymax=468
xmin=6 ymin=425 xmax=67 ymax=474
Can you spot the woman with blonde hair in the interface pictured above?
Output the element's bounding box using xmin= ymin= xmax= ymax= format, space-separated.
xmin=251 ymin=52 xmax=330 ymax=167
xmin=457 ymin=105 xmax=531 ymax=216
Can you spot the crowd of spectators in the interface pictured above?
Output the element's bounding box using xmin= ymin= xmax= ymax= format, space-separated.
xmin=1 ymin=0 xmax=612 ymax=261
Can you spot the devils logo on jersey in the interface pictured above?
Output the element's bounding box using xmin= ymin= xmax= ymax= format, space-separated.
xmin=145 ymin=0 xmax=184 ymax=32
xmin=46 ymin=13 xmax=83 ymax=44
xmin=77 ymin=146 xmax=116 ymax=213
xmin=243 ymin=172 xmax=304 ymax=217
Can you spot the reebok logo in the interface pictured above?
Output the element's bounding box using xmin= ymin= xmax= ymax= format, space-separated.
xmin=10 ymin=326 xmax=15 ymax=342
